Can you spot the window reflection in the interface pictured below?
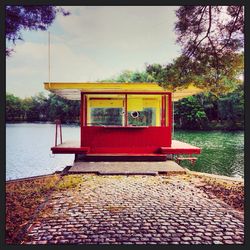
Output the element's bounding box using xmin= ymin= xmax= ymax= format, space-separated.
xmin=86 ymin=94 xmax=165 ymax=127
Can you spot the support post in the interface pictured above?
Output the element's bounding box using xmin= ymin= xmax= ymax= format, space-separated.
xmin=55 ymin=121 xmax=58 ymax=146
xmin=54 ymin=119 xmax=62 ymax=146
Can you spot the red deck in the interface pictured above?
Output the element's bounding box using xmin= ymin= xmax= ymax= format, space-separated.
xmin=160 ymin=140 xmax=201 ymax=154
xmin=51 ymin=139 xmax=201 ymax=155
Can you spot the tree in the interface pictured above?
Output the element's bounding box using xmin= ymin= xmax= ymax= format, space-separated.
xmin=47 ymin=94 xmax=79 ymax=123
xmin=144 ymin=64 xmax=168 ymax=85
xmin=173 ymin=85 xmax=244 ymax=130
xmin=146 ymin=52 xmax=243 ymax=94
xmin=174 ymin=95 xmax=209 ymax=130
xmin=175 ymin=6 xmax=244 ymax=70
xmin=99 ymin=69 xmax=154 ymax=83
xmin=217 ymin=84 xmax=244 ymax=128
xmin=6 ymin=93 xmax=22 ymax=121
xmin=6 ymin=5 xmax=70 ymax=56
xmin=163 ymin=6 xmax=244 ymax=94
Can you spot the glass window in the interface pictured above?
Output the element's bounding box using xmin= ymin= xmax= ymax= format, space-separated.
xmin=90 ymin=108 xmax=123 ymax=126
xmin=87 ymin=95 xmax=124 ymax=126
xmin=127 ymin=95 xmax=162 ymax=126
xmin=128 ymin=108 xmax=156 ymax=126
xmin=85 ymin=94 xmax=165 ymax=127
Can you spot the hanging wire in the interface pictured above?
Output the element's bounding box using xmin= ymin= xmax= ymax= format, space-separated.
xmin=48 ymin=31 xmax=51 ymax=89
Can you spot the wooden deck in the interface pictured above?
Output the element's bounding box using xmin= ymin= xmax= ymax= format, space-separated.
xmin=51 ymin=141 xmax=89 ymax=154
xmin=160 ymin=140 xmax=201 ymax=154
xmin=51 ymin=140 xmax=201 ymax=155
xmin=54 ymin=141 xmax=80 ymax=148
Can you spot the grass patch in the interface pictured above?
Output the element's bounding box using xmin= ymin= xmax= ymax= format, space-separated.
xmin=6 ymin=174 xmax=60 ymax=244
xmin=55 ymin=175 xmax=83 ymax=190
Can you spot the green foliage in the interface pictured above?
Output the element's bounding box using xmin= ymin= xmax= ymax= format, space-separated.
xmin=23 ymin=93 xmax=48 ymax=121
xmin=6 ymin=92 xmax=80 ymax=123
xmin=144 ymin=64 xmax=168 ymax=85
xmin=174 ymin=85 xmax=244 ymax=130
xmin=6 ymin=76 xmax=243 ymax=130
xmin=6 ymin=93 xmax=22 ymax=121
xmin=174 ymin=95 xmax=209 ymax=130
xmin=56 ymin=175 xmax=83 ymax=190
xmin=217 ymin=85 xmax=244 ymax=129
xmin=99 ymin=69 xmax=154 ymax=83
xmin=175 ymin=6 xmax=244 ymax=56
xmin=172 ymin=6 xmax=244 ymax=94
xmin=146 ymin=53 xmax=244 ymax=95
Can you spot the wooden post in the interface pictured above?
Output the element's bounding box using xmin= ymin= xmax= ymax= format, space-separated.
xmin=55 ymin=121 xmax=58 ymax=146
xmin=54 ymin=119 xmax=62 ymax=146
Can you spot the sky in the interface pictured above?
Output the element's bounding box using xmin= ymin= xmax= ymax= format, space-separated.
xmin=6 ymin=6 xmax=181 ymax=98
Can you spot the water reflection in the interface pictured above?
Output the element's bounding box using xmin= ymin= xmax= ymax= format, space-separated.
xmin=173 ymin=130 xmax=244 ymax=178
xmin=6 ymin=123 xmax=80 ymax=180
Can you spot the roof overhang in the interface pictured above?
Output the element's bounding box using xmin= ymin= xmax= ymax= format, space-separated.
xmin=44 ymin=82 xmax=204 ymax=101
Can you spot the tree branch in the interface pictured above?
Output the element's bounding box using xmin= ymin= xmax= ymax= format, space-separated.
xmin=208 ymin=36 xmax=220 ymax=83
xmin=186 ymin=6 xmax=212 ymax=58
xmin=179 ymin=7 xmax=212 ymax=80
xmin=218 ymin=6 xmax=242 ymax=53
xmin=185 ymin=6 xmax=207 ymax=56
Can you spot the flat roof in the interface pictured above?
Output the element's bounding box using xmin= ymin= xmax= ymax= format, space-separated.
xmin=44 ymin=82 xmax=203 ymax=101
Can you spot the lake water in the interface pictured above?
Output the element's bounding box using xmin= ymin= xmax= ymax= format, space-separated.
xmin=173 ymin=130 xmax=244 ymax=178
xmin=6 ymin=123 xmax=244 ymax=180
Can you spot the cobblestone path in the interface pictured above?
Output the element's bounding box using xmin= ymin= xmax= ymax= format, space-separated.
xmin=23 ymin=175 xmax=244 ymax=244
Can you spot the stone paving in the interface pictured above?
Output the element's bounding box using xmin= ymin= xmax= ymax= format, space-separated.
xmin=23 ymin=175 xmax=244 ymax=244
xmin=69 ymin=160 xmax=186 ymax=175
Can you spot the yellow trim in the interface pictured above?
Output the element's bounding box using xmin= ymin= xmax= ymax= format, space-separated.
xmin=44 ymin=82 xmax=166 ymax=92
xmin=89 ymin=99 xmax=124 ymax=108
xmin=44 ymin=82 xmax=204 ymax=101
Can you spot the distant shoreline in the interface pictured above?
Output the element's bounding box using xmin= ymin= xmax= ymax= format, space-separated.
xmin=5 ymin=122 xmax=244 ymax=131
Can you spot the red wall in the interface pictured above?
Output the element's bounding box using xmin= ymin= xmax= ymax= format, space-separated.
xmin=80 ymin=92 xmax=172 ymax=154
xmin=81 ymin=126 xmax=171 ymax=154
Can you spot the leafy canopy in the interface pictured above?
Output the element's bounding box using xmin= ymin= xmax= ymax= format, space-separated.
xmin=164 ymin=6 xmax=244 ymax=94
xmin=146 ymin=6 xmax=244 ymax=95
xmin=146 ymin=52 xmax=243 ymax=95
xmin=6 ymin=5 xmax=69 ymax=56
xmin=175 ymin=6 xmax=243 ymax=61
xmin=98 ymin=69 xmax=154 ymax=83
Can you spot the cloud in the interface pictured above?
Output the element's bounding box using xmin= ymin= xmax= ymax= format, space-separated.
xmin=6 ymin=6 xmax=181 ymax=98
xmin=6 ymin=39 xmax=118 ymax=97
xmin=55 ymin=6 xmax=180 ymax=57
xmin=49 ymin=41 xmax=116 ymax=81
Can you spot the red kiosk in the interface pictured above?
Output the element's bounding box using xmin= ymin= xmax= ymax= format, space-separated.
xmin=44 ymin=82 xmax=201 ymax=161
